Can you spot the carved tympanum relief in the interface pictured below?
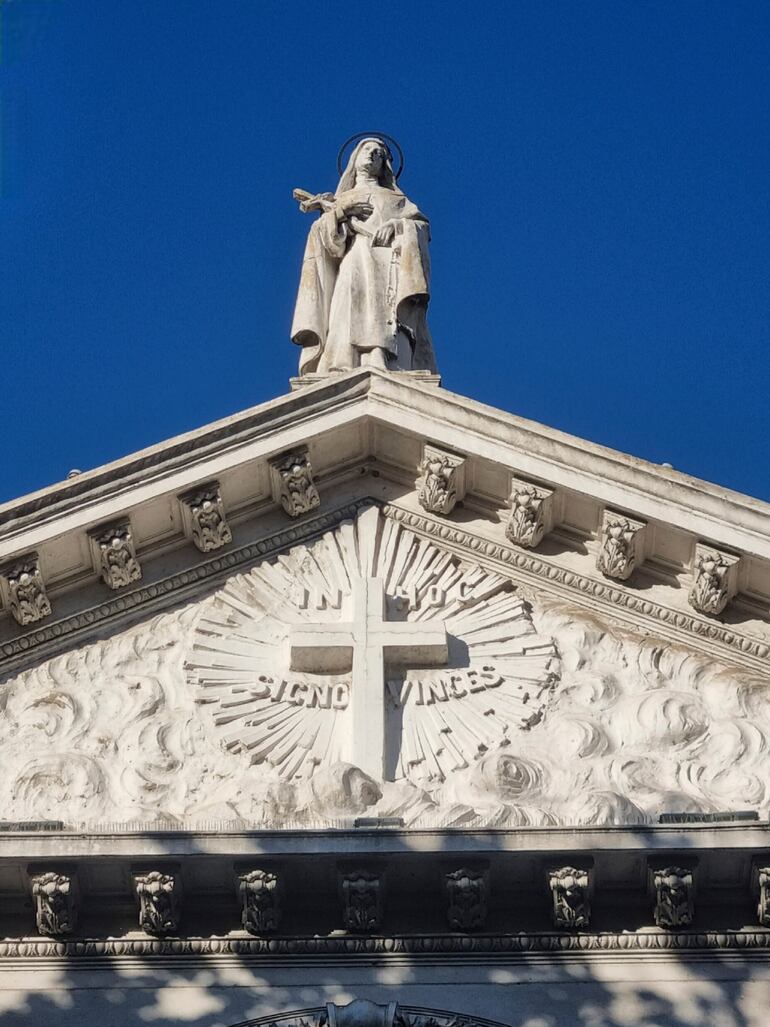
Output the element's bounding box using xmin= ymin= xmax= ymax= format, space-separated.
xmin=188 ymin=506 xmax=558 ymax=788
xmin=1 ymin=505 xmax=769 ymax=829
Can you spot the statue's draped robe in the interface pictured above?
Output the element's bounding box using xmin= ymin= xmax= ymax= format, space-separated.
xmin=291 ymin=184 xmax=436 ymax=373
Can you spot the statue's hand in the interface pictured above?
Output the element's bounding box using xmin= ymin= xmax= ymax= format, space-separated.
xmin=337 ymin=199 xmax=374 ymax=221
xmin=372 ymin=220 xmax=398 ymax=247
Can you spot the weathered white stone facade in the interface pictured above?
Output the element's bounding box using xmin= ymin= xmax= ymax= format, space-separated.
xmin=1 ymin=369 xmax=769 ymax=1024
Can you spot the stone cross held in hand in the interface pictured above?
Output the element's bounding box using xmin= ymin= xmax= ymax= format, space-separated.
xmin=289 ymin=576 xmax=449 ymax=781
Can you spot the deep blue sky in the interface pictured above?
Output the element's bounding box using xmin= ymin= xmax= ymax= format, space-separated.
xmin=2 ymin=1 xmax=769 ymax=503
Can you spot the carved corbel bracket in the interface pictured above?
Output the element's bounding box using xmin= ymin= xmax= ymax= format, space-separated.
xmin=505 ymin=477 xmax=554 ymax=549
xmin=417 ymin=444 xmax=466 ymax=516
xmin=689 ymin=543 xmax=741 ymax=616
xmin=548 ymin=864 xmax=592 ymax=929
xmin=28 ymin=866 xmax=80 ymax=936
xmin=235 ymin=866 xmax=282 ymax=935
xmin=649 ymin=863 xmax=696 ymax=928
xmin=443 ymin=863 xmax=489 ymax=931
xmin=179 ymin=481 xmax=232 ymax=553
xmin=752 ymin=863 xmax=770 ymax=927
xmin=88 ymin=520 xmax=142 ymax=590
xmin=0 ymin=553 xmax=51 ymax=626
xmin=132 ymin=867 xmax=183 ymax=936
xmin=338 ymin=866 xmax=385 ymax=933
xmin=269 ymin=447 xmax=321 ymax=518
xmin=596 ymin=510 xmax=647 ymax=581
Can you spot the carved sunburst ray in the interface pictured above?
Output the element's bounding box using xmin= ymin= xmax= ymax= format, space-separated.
xmin=187 ymin=506 xmax=558 ymax=784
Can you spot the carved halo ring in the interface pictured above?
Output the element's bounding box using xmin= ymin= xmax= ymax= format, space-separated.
xmin=337 ymin=132 xmax=404 ymax=180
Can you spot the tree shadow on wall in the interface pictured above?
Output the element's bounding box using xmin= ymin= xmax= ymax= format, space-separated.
xmin=0 ymin=821 xmax=762 ymax=1027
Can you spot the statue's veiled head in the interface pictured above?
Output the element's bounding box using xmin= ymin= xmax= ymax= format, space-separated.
xmin=337 ymin=137 xmax=399 ymax=193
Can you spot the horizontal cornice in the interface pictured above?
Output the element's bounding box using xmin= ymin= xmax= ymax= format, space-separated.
xmin=1 ymin=930 xmax=769 ymax=963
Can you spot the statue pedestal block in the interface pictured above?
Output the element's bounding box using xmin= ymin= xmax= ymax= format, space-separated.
xmin=290 ymin=370 xmax=442 ymax=391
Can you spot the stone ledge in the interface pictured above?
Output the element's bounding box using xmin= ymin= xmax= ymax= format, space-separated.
xmin=1 ymin=930 xmax=770 ymax=961
xmin=0 ymin=821 xmax=766 ymax=856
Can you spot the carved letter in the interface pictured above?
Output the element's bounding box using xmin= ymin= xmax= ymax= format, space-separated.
xmin=689 ymin=544 xmax=740 ymax=616
xmin=549 ymin=866 xmax=591 ymax=929
xmin=650 ymin=865 xmax=695 ymax=928
xmin=596 ymin=511 xmax=646 ymax=581
xmin=132 ymin=869 xmax=183 ymax=935
xmin=269 ymin=448 xmax=321 ymax=518
xmin=180 ymin=482 xmax=232 ymax=553
xmin=505 ymin=478 xmax=554 ymax=549
xmin=89 ymin=520 xmax=142 ymax=590
xmin=236 ymin=868 xmax=281 ymax=934
xmin=0 ymin=554 xmax=51 ymax=625
xmin=417 ymin=445 xmax=466 ymax=516
xmin=29 ymin=870 xmax=80 ymax=936
xmin=339 ymin=868 xmax=384 ymax=933
xmin=444 ymin=865 xmax=489 ymax=931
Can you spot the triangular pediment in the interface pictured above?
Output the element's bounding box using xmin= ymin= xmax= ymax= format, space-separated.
xmin=1 ymin=370 xmax=769 ymax=831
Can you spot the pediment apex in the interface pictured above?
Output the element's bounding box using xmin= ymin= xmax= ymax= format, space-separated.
xmin=1 ymin=371 xmax=769 ymax=664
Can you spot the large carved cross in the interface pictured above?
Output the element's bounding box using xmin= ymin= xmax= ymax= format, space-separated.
xmin=289 ymin=576 xmax=449 ymax=780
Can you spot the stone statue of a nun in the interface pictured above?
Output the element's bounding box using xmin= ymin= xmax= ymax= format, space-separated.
xmin=291 ymin=137 xmax=437 ymax=375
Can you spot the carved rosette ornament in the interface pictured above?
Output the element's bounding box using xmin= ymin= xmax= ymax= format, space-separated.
xmin=505 ymin=478 xmax=554 ymax=549
xmin=0 ymin=554 xmax=51 ymax=626
xmin=132 ymin=870 xmax=183 ymax=935
xmin=417 ymin=445 xmax=466 ymax=516
xmin=651 ymin=865 xmax=695 ymax=928
xmin=339 ymin=868 xmax=384 ymax=933
xmin=549 ymin=866 xmax=591 ymax=929
xmin=180 ymin=482 xmax=232 ymax=553
xmin=89 ymin=521 xmax=142 ymax=590
xmin=270 ymin=448 xmax=321 ymax=518
xmin=596 ymin=511 xmax=646 ymax=581
xmin=236 ymin=868 xmax=282 ymax=934
xmin=29 ymin=870 xmax=80 ymax=936
xmin=689 ymin=544 xmax=740 ymax=616
xmin=444 ymin=865 xmax=489 ymax=931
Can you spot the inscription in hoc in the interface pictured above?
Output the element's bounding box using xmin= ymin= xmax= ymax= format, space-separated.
xmin=296 ymin=581 xmax=493 ymax=612
xmin=249 ymin=667 xmax=504 ymax=711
